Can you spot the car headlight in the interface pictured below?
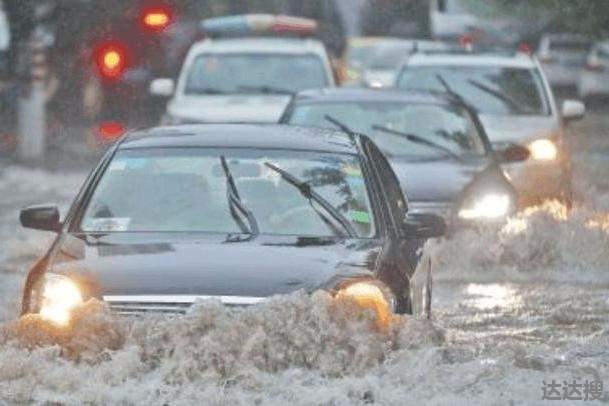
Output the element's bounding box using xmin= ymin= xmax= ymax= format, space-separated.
xmin=458 ymin=193 xmax=513 ymax=220
xmin=336 ymin=281 xmax=395 ymax=327
xmin=528 ymin=139 xmax=558 ymax=161
xmin=35 ymin=273 xmax=83 ymax=326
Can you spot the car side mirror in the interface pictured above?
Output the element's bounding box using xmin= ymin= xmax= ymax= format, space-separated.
xmin=149 ymin=78 xmax=175 ymax=97
xmin=20 ymin=205 xmax=61 ymax=232
xmin=561 ymin=99 xmax=585 ymax=123
xmin=494 ymin=143 xmax=530 ymax=163
xmin=402 ymin=212 xmax=446 ymax=239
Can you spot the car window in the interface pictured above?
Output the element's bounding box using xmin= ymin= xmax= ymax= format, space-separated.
xmin=287 ymin=101 xmax=486 ymax=158
xmin=185 ymin=53 xmax=328 ymax=95
xmin=80 ymin=148 xmax=375 ymax=238
xmin=397 ymin=65 xmax=550 ymax=116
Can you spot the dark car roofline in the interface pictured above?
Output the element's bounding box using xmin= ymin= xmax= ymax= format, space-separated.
xmin=119 ymin=124 xmax=357 ymax=154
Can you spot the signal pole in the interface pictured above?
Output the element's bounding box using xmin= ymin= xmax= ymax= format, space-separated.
xmin=17 ymin=34 xmax=47 ymax=164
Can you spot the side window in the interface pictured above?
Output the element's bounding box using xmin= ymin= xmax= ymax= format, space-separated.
xmin=367 ymin=142 xmax=408 ymax=229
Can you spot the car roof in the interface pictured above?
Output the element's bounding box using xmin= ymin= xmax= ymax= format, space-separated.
xmin=293 ymin=88 xmax=454 ymax=105
xmin=120 ymin=124 xmax=357 ymax=154
xmin=188 ymin=37 xmax=328 ymax=55
xmin=404 ymin=51 xmax=537 ymax=69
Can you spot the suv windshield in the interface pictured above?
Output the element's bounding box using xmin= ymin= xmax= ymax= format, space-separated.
xmin=286 ymin=102 xmax=486 ymax=158
xmin=397 ymin=66 xmax=550 ymax=116
xmin=80 ymin=148 xmax=374 ymax=237
xmin=185 ymin=53 xmax=328 ymax=95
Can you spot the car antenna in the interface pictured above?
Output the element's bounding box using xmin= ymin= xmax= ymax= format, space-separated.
xmin=435 ymin=74 xmax=477 ymax=112
xmin=324 ymin=115 xmax=356 ymax=143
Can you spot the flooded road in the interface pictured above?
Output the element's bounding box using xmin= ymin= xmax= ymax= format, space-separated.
xmin=0 ymin=115 xmax=608 ymax=405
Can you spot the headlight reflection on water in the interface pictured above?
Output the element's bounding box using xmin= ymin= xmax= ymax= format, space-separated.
xmin=38 ymin=274 xmax=84 ymax=326
xmin=459 ymin=194 xmax=512 ymax=220
xmin=465 ymin=284 xmax=522 ymax=310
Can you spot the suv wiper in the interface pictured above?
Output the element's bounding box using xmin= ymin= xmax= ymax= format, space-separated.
xmin=371 ymin=125 xmax=463 ymax=161
xmin=238 ymin=85 xmax=295 ymax=95
xmin=466 ymin=79 xmax=531 ymax=114
xmin=220 ymin=156 xmax=259 ymax=237
xmin=263 ymin=162 xmax=356 ymax=238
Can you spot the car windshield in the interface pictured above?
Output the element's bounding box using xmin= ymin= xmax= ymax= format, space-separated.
xmin=80 ymin=148 xmax=374 ymax=237
xmin=287 ymin=102 xmax=486 ymax=158
xmin=185 ymin=53 xmax=328 ymax=95
xmin=397 ymin=66 xmax=550 ymax=116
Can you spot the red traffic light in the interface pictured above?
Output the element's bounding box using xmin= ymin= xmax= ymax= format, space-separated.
xmin=97 ymin=121 xmax=125 ymax=142
xmin=95 ymin=42 xmax=128 ymax=80
xmin=140 ymin=6 xmax=172 ymax=32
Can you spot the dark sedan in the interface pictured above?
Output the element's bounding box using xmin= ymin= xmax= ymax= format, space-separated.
xmin=19 ymin=124 xmax=445 ymax=328
xmin=280 ymin=89 xmax=530 ymax=227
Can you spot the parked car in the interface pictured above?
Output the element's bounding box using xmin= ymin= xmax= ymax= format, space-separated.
xmin=395 ymin=49 xmax=585 ymax=206
xmin=281 ymin=88 xmax=529 ymax=227
xmin=537 ymin=33 xmax=591 ymax=91
xmin=151 ymin=15 xmax=336 ymax=125
xmin=19 ymin=124 xmax=445 ymax=327
xmin=577 ymin=40 xmax=609 ymax=102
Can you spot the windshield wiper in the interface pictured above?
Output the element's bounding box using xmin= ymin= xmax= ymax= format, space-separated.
xmin=435 ymin=74 xmax=476 ymax=111
xmin=263 ymin=162 xmax=356 ymax=238
xmin=324 ymin=115 xmax=356 ymax=136
xmin=220 ymin=156 xmax=259 ymax=237
xmin=466 ymin=79 xmax=531 ymax=114
xmin=187 ymin=87 xmax=229 ymax=95
xmin=238 ymin=85 xmax=295 ymax=95
xmin=371 ymin=125 xmax=463 ymax=161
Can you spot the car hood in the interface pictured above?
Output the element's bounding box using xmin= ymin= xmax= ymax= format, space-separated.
xmin=389 ymin=156 xmax=492 ymax=203
xmin=168 ymin=94 xmax=291 ymax=124
xmin=478 ymin=114 xmax=560 ymax=143
xmin=48 ymin=233 xmax=379 ymax=298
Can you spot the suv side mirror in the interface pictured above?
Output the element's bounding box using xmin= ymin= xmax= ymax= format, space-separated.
xmin=402 ymin=212 xmax=446 ymax=239
xmin=149 ymin=78 xmax=175 ymax=97
xmin=20 ymin=205 xmax=61 ymax=232
xmin=562 ymin=99 xmax=585 ymax=123
xmin=494 ymin=143 xmax=531 ymax=163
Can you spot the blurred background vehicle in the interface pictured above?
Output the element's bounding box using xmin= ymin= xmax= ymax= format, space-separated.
xmin=281 ymin=88 xmax=529 ymax=227
xmin=537 ymin=33 xmax=591 ymax=93
xmin=396 ymin=48 xmax=585 ymax=206
xmin=152 ymin=15 xmax=335 ymax=125
xmin=577 ymin=40 xmax=609 ymax=103
xmin=357 ymin=38 xmax=452 ymax=88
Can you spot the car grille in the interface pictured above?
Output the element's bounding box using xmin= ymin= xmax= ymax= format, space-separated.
xmin=103 ymin=295 xmax=266 ymax=316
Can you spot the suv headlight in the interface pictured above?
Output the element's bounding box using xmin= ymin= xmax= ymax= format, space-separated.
xmin=335 ymin=280 xmax=395 ymax=327
xmin=34 ymin=273 xmax=83 ymax=326
xmin=528 ymin=139 xmax=558 ymax=161
xmin=458 ymin=192 xmax=513 ymax=220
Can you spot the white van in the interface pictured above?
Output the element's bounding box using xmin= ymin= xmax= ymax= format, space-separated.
xmin=430 ymin=0 xmax=478 ymax=40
